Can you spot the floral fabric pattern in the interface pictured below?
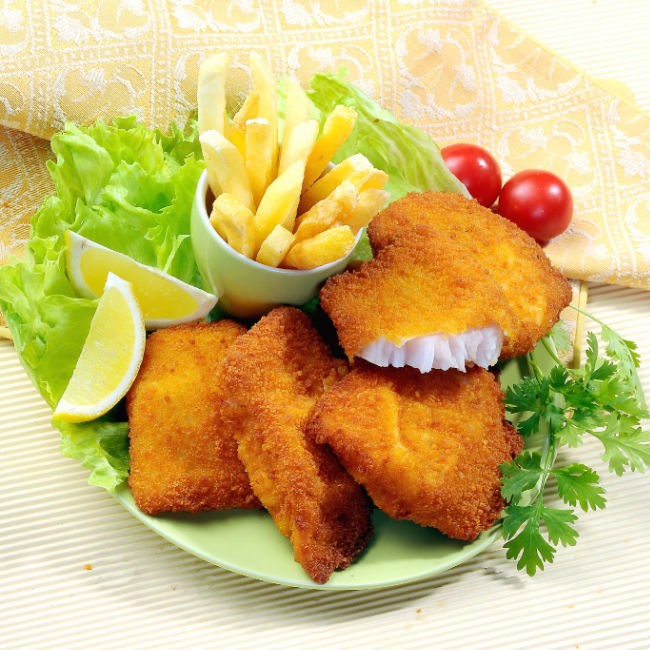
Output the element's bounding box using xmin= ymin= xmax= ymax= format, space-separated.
xmin=1 ymin=0 xmax=650 ymax=291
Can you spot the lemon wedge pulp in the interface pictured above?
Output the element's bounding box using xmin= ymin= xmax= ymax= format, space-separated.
xmin=65 ymin=230 xmax=217 ymax=329
xmin=53 ymin=273 xmax=146 ymax=423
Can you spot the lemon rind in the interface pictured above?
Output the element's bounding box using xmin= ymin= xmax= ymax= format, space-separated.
xmin=52 ymin=273 xmax=146 ymax=423
xmin=65 ymin=230 xmax=218 ymax=329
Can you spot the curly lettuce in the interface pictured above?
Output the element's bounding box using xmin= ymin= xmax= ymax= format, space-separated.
xmin=0 ymin=115 xmax=203 ymax=490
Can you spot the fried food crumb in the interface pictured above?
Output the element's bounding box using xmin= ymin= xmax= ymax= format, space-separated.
xmin=368 ymin=191 xmax=572 ymax=358
xmin=127 ymin=320 xmax=261 ymax=515
xmin=309 ymin=361 xmax=523 ymax=541
xmin=221 ymin=306 xmax=372 ymax=584
xmin=320 ymin=225 xmax=517 ymax=364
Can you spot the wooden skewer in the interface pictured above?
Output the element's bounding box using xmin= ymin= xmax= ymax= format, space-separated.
xmin=571 ymin=281 xmax=589 ymax=370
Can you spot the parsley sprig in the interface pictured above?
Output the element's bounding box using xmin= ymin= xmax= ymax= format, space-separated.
xmin=500 ymin=308 xmax=650 ymax=575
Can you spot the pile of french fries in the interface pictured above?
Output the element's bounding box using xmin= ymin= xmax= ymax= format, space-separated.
xmin=197 ymin=53 xmax=390 ymax=270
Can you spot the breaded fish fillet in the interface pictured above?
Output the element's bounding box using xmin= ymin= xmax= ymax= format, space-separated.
xmin=308 ymin=362 xmax=523 ymax=540
xmin=368 ymin=191 xmax=572 ymax=358
xmin=126 ymin=320 xmax=261 ymax=515
xmin=220 ymin=306 xmax=372 ymax=584
xmin=320 ymin=225 xmax=518 ymax=371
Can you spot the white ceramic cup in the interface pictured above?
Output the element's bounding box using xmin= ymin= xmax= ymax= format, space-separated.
xmin=191 ymin=169 xmax=363 ymax=319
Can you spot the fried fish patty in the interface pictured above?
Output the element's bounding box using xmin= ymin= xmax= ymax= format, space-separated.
xmin=319 ymin=225 xmax=518 ymax=365
xmin=220 ymin=306 xmax=372 ymax=584
xmin=367 ymin=191 xmax=572 ymax=358
xmin=126 ymin=320 xmax=261 ymax=515
xmin=308 ymin=362 xmax=523 ymax=541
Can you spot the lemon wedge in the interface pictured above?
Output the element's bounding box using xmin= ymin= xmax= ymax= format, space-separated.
xmin=65 ymin=230 xmax=217 ymax=329
xmin=53 ymin=273 xmax=146 ymax=423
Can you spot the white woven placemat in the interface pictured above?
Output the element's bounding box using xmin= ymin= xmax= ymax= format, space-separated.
xmin=2 ymin=285 xmax=649 ymax=650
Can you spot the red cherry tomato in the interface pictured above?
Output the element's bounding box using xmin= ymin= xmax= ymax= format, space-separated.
xmin=498 ymin=170 xmax=573 ymax=242
xmin=441 ymin=143 xmax=502 ymax=207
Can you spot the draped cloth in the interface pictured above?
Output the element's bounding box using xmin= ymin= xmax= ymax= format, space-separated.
xmin=1 ymin=0 xmax=649 ymax=299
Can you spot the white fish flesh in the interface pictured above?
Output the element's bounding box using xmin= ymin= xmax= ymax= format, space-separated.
xmin=358 ymin=325 xmax=503 ymax=373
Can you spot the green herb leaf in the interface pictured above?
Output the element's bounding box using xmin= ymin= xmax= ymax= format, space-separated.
xmin=584 ymin=331 xmax=600 ymax=376
xmin=548 ymin=321 xmax=572 ymax=356
xmin=541 ymin=507 xmax=579 ymax=547
xmin=500 ymin=452 xmax=544 ymax=501
xmin=505 ymin=376 xmax=549 ymax=437
xmin=502 ymin=309 xmax=649 ymax=576
xmin=502 ymin=504 xmax=556 ymax=576
xmin=553 ymin=463 xmax=606 ymax=511
xmin=601 ymin=323 xmax=641 ymax=369
xmin=591 ymin=415 xmax=650 ymax=475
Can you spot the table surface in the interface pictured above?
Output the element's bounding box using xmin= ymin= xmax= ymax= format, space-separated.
xmin=2 ymin=2 xmax=650 ymax=649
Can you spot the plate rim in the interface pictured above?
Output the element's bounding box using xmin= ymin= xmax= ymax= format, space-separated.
xmin=113 ymin=483 xmax=502 ymax=591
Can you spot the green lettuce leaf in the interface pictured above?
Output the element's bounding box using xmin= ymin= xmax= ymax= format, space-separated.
xmin=307 ymin=70 xmax=470 ymax=201
xmin=0 ymin=116 xmax=203 ymax=491
xmin=349 ymin=230 xmax=374 ymax=264
xmin=58 ymin=419 xmax=131 ymax=489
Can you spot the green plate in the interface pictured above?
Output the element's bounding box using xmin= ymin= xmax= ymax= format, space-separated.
xmin=114 ymin=344 xmax=555 ymax=591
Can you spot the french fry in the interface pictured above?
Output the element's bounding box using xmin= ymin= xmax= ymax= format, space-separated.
xmin=298 ymin=153 xmax=373 ymax=213
xmin=294 ymin=181 xmax=358 ymax=242
xmin=278 ymin=119 xmax=319 ymax=176
xmin=209 ymin=204 xmax=229 ymax=242
xmin=200 ymin=129 xmax=254 ymax=212
xmin=245 ymin=117 xmax=275 ymax=207
xmin=256 ymin=225 xmax=295 ymax=267
xmin=230 ymin=90 xmax=259 ymax=157
xmin=285 ymin=225 xmax=356 ymax=270
xmin=346 ymin=168 xmax=389 ymax=193
xmin=249 ymin=54 xmax=279 ymax=181
xmin=209 ymin=193 xmax=257 ymax=258
xmin=302 ymin=105 xmax=357 ymax=190
xmin=342 ymin=188 xmax=390 ymax=233
xmin=254 ymin=161 xmax=304 ymax=245
xmin=198 ymin=53 xmax=230 ymax=137
xmin=293 ymin=203 xmax=340 ymax=243
xmin=282 ymin=77 xmax=311 ymax=150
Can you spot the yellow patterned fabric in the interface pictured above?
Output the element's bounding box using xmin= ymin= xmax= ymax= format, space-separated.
xmin=1 ymin=0 xmax=650 ymax=293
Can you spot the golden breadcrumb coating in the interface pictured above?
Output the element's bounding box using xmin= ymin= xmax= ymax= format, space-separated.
xmin=126 ymin=320 xmax=261 ymax=515
xmin=367 ymin=191 xmax=572 ymax=358
xmin=308 ymin=362 xmax=523 ymax=541
xmin=319 ymin=225 xmax=518 ymax=362
xmin=220 ymin=306 xmax=372 ymax=584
